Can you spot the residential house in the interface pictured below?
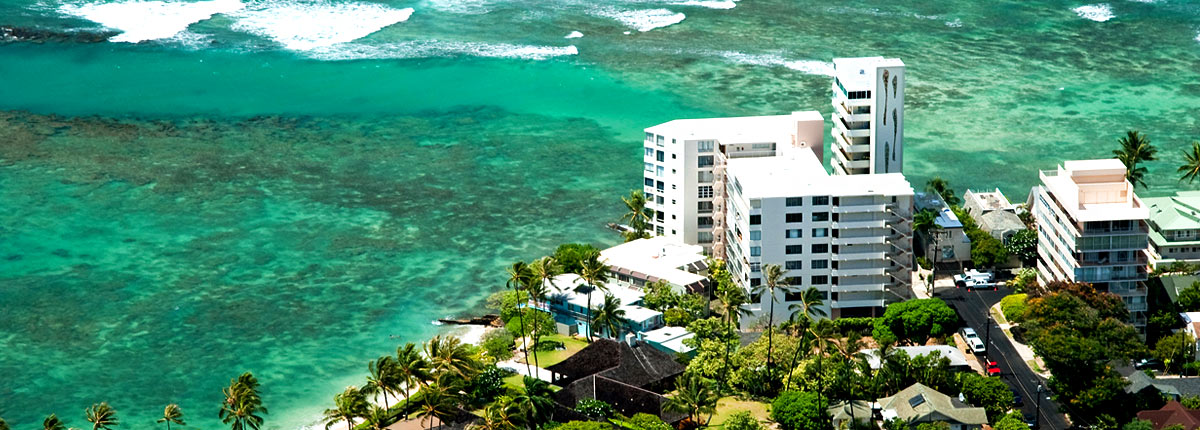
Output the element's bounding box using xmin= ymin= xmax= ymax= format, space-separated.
xmin=1137 ymin=401 xmax=1200 ymax=430
xmin=915 ymin=192 xmax=971 ymax=265
xmin=541 ymin=273 xmax=662 ymax=338
xmin=877 ymin=383 xmax=988 ymax=430
xmin=1126 ymin=371 xmax=1200 ymax=401
xmin=963 ymin=188 xmax=1027 ymax=242
xmin=1144 ymin=191 xmax=1200 ymax=268
xmin=859 ymin=345 xmax=971 ymax=372
xmin=600 ymin=236 xmax=710 ymax=294
xmin=545 ymin=338 xmax=687 ymax=422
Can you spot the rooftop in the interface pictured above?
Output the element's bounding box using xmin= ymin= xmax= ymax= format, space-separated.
xmin=547 ymin=273 xmax=645 ymax=309
xmin=1137 ymin=401 xmax=1200 ymax=430
xmin=726 ymin=150 xmax=913 ymax=198
xmin=621 ymin=305 xmax=662 ymax=324
xmin=1039 ymin=159 xmax=1149 ymax=223
xmin=877 ymin=383 xmax=987 ymax=425
xmin=833 ymin=56 xmax=904 ymax=89
xmin=979 ymin=210 xmax=1026 ymax=234
xmin=935 ymin=208 xmax=963 ymax=229
xmin=860 ymin=345 xmax=969 ymax=369
xmin=964 ymin=188 xmax=1016 ymax=213
xmin=644 ymin=111 xmax=820 ymax=146
xmin=600 ymin=237 xmax=707 ymax=289
xmin=1145 ymin=191 xmax=1200 ymax=231
xmin=640 ymin=326 xmax=695 ymax=354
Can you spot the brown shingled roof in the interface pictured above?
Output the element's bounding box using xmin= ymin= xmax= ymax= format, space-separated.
xmin=1138 ymin=401 xmax=1200 ymax=430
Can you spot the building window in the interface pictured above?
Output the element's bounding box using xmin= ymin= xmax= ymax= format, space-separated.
xmin=656 ymin=196 xmax=664 ymax=205
xmin=699 ymin=186 xmax=714 ymax=198
xmin=656 ymin=226 xmax=664 ymax=235
xmin=750 ymin=246 xmax=761 ymax=257
xmin=656 ymin=180 xmax=665 ymax=191
xmin=645 ymin=132 xmax=654 ymax=142
xmin=656 ymin=135 xmax=664 ymax=146
xmin=785 ymin=260 xmax=803 ymax=270
xmin=812 ymin=228 xmax=829 ymax=237
xmin=811 ymin=259 xmax=828 ymax=269
xmin=750 ymin=215 xmax=761 ymax=225
xmin=749 ymin=262 xmax=761 ymax=273
xmin=697 ymin=232 xmax=714 ymax=243
xmin=644 ymin=177 xmax=654 ymax=187
xmin=698 ymin=171 xmax=714 ymax=183
xmin=786 ymin=213 xmax=803 ymax=223
xmin=698 ymin=140 xmax=715 ymax=153
xmin=812 ymin=244 xmax=829 ymax=253
xmin=698 ymin=156 xmax=715 ymax=168
xmin=813 ymin=196 xmax=829 ymax=205
xmin=750 ymin=278 xmax=761 ymax=287
xmin=811 ymin=275 xmax=829 ymax=285
xmin=786 ymin=197 xmax=804 ymax=207
xmin=657 ymin=212 xmax=665 ymax=221
xmin=749 ymin=230 xmax=761 ymax=240
xmin=786 ymin=245 xmax=804 ymax=254
xmin=698 ymin=217 xmax=713 ymax=228
xmin=644 ymin=162 xmax=653 ymax=173
xmin=656 ymin=150 xmax=665 ymax=162
xmin=656 ymin=166 xmax=664 ymax=178
xmin=786 ymin=229 xmax=803 ymax=238
xmin=644 ymin=147 xmax=654 ymax=158
xmin=812 ymin=212 xmax=829 ymax=222
xmin=698 ymin=201 xmax=714 ymax=213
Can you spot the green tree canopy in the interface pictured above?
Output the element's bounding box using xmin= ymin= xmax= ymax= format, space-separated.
xmin=1005 ymin=229 xmax=1038 ymax=266
xmin=1154 ymin=332 xmax=1196 ymax=375
xmin=1000 ymin=294 xmax=1028 ymax=323
xmin=993 ymin=413 xmax=1030 ymax=430
xmin=553 ymin=243 xmax=600 ymax=274
xmin=957 ymin=373 xmax=1014 ymax=421
xmin=770 ymin=391 xmax=831 ymax=430
xmin=871 ymin=298 xmax=957 ymax=345
xmin=1178 ymin=282 xmax=1200 ymax=312
xmin=723 ymin=411 xmax=763 ymax=430
xmin=1123 ymin=419 xmax=1155 ymax=430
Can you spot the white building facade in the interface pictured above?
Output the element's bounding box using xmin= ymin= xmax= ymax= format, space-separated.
xmin=722 ymin=151 xmax=914 ymax=320
xmin=1031 ymin=159 xmax=1150 ymax=330
xmin=830 ymin=57 xmax=905 ymax=176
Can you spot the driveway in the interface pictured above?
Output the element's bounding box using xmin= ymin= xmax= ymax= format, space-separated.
xmin=938 ymin=285 xmax=1071 ymax=430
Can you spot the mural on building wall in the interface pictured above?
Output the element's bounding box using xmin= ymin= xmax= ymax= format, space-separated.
xmin=876 ymin=67 xmax=903 ymax=174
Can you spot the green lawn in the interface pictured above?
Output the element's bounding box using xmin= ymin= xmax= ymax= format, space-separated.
xmin=707 ymin=396 xmax=771 ymax=427
xmin=519 ymin=334 xmax=589 ymax=368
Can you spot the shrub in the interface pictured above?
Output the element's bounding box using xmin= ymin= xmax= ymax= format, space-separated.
xmin=957 ymin=372 xmax=1014 ymax=421
xmin=1000 ymin=294 xmax=1028 ymax=323
xmin=770 ymin=391 xmax=830 ymax=430
xmin=574 ymin=399 xmax=615 ymax=420
xmin=556 ymin=421 xmax=612 ymax=430
xmin=665 ymin=308 xmax=694 ymax=327
xmin=832 ymin=317 xmax=874 ymax=335
xmin=466 ymin=365 xmax=507 ymax=405
xmin=481 ymin=330 xmax=516 ymax=361
xmin=536 ymin=339 xmax=565 ymax=352
xmin=724 ymin=411 xmax=762 ymax=430
xmin=616 ymin=413 xmax=672 ymax=430
xmin=1010 ymin=268 xmax=1037 ymax=293
xmin=993 ymin=413 xmax=1030 ymax=430
xmin=917 ymin=256 xmax=932 ymax=270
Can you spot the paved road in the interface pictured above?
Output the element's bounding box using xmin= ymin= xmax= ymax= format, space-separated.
xmin=937 ymin=285 xmax=1072 ymax=430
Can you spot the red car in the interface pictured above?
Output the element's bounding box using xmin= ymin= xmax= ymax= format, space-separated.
xmin=987 ymin=361 xmax=1002 ymax=376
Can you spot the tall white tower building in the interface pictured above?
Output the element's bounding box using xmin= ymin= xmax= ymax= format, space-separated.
xmin=830 ymin=57 xmax=905 ymax=175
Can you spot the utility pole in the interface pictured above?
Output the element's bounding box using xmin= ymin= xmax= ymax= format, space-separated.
xmin=984 ymin=313 xmax=992 ymax=364
xmin=1035 ymin=383 xmax=1044 ymax=430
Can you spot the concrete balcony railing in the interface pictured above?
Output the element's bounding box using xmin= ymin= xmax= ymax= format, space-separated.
xmin=833 ymin=251 xmax=887 ymax=262
xmin=833 ymin=118 xmax=871 ymax=138
xmin=833 ymin=147 xmax=871 ymax=169
xmin=833 ymin=203 xmax=890 ymax=214
xmin=832 ymin=267 xmax=886 ymax=277
xmin=833 ymin=219 xmax=888 ymax=230
xmin=832 ymin=283 xmax=887 ymax=293
xmin=833 ymin=236 xmax=886 ymax=245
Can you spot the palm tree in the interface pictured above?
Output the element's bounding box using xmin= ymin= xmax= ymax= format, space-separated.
xmin=474 ymin=397 xmax=520 ymax=430
xmin=43 ymin=414 xmax=66 ymax=430
xmin=664 ymin=374 xmax=719 ymax=426
xmin=578 ymin=255 xmax=611 ymax=342
xmin=362 ymin=406 xmax=390 ymax=430
xmin=925 ymin=177 xmax=959 ymax=207
xmin=621 ymin=190 xmax=654 ymax=241
xmin=0 ymin=417 xmax=8 ymax=430
xmin=219 ymin=372 xmax=268 ymax=430
xmin=784 ymin=287 xmax=828 ymax=391
xmin=323 ymin=386 xmax=368 ymax=430
xmin=416 ymin=384 xmax=458 ymax=430
xmin=753 ymin=264 xmax=795 ymax=388
xmin=426 ymin=335 xmax=479 ymax=380
xmin=85 ymin=402 xmax=119 ymax=430
xmin=1113 ymin=130 xmax=1157 ymax=188
xmin=507 ymin=261 xmax=535 ymax=375
xmin=396 ymin=342 xmax=432 ymax=420
xmin=364 ymin=355 xmax=399 ymax=410
xmin=157 ymin=404 xmax=185 ymax=430
xmin=511 ymin=377 xmax=555 ymax=430
xmin=525 ymin=256 xmax=562 ymax=375
xmin=715 ymin=282 xmax=751 ymax=388
xmin=590 ymin=293 xmax=628 ymax=339
xmin=1180 ymin=141 xmax=1200 ymax=183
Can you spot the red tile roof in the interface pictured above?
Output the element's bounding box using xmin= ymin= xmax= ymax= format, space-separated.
xmin=1138 ymin=401 xmax=1200 ymax=430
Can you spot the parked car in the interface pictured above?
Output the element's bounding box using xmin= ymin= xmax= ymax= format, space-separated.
xmin=987 ymin=361 xmax=1002 ymax=376
xmin=960 ymin=327 xmax=987 ymax=354
xmin=955 ymin=270 xmax=998 ymax=290
xmin=1135 ymin=358 xmax=1164 ymax=371
xmin=1011 ymin=389 xmax=1024 ymax=406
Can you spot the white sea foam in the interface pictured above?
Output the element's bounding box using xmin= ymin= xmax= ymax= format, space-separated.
xmin=565 ymin=30 xmax=583 ymax=39
xmin=307 ymin=40 xmax=578 ymax=61
xmin=718 ymin=51 xmax=834 ymax=76
xmin=596 ymin=8 xmax=685 ymax=32
xmin=669 ymin=0 xmax=736 ymax=10
xmin=58 ymin=0 xmax=244 ymax=43
xmin=229 ymin=0 xmax=414 ymax=51
xmin=425 ymin=0 xmax=492 ymax=15
xmin=945 ymin=18 xmax=962 ymax=28
xmin=1195 ymin=31 xmax=1200 ymax=43
xmin=1074 ymin=4 xmax=1114 ymax=21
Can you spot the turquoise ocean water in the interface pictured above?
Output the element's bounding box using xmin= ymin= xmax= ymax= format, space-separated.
xmin=1 ymin=0 xmax=1199 ymax=428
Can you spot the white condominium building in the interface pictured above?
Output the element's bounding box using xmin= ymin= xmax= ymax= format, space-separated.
xmin=830 ymin=57 xmax=905 ymax=176
xmin=722 ymin=148 xmax=914 ymax=320
xmin=641 ymin=111 xmax=824 ymax=255
xmin=1031 ymin=159 xmax=1150 ymax=330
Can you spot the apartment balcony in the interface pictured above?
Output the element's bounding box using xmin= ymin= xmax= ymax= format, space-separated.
xmin=833 ymin=236 xmax=886 ymax=245
xmin=833 ymin=131 xmax=870 ymax=154
xmin=832 ymin=267 xmax=886 ymax=277
xmin=831 ymin=298 xmax=886 ymax=309
xmin=833 ymin=147 xmax=871 ymax=170
xmin=833 ymin=219 xmax=888 ymax=230
xmin=833 ymin=116 xmax=871 ymax=138
xmin=833 ymin=251 xmax=887 ymax=262
xmin=1111 ymin=285 xmax=1149 ymax=297
xmin=834 ymin=101 xmax=872 ymax=122
xmin=1127 ymin=302 xmax=1148 ymax=313
xmin=832 ymin=283 xmax=887 ymax=293
xmin=833 ymin=203 xmax=890 ymax=214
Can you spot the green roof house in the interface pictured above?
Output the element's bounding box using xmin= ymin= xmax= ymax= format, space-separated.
xmin=877 ymin=383 xmax=988 ymax=430
xmin=1145 ymin=191 xmax=1200 ymax=268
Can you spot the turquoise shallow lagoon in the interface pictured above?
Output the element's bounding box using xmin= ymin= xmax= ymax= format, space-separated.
xmin=1 ymin=0 xmax=1200 ymax=428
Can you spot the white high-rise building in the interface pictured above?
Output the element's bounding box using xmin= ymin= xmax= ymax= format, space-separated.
xmin=722 ymin=148 xmax=914 ymax=320
xmin=1031 ymin=159 xmax=1150 ymax=331
xmin=641 ymin=112 xmax=824 ymax=255
xmin=830 ymin=57 xmax=905 ymax=176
